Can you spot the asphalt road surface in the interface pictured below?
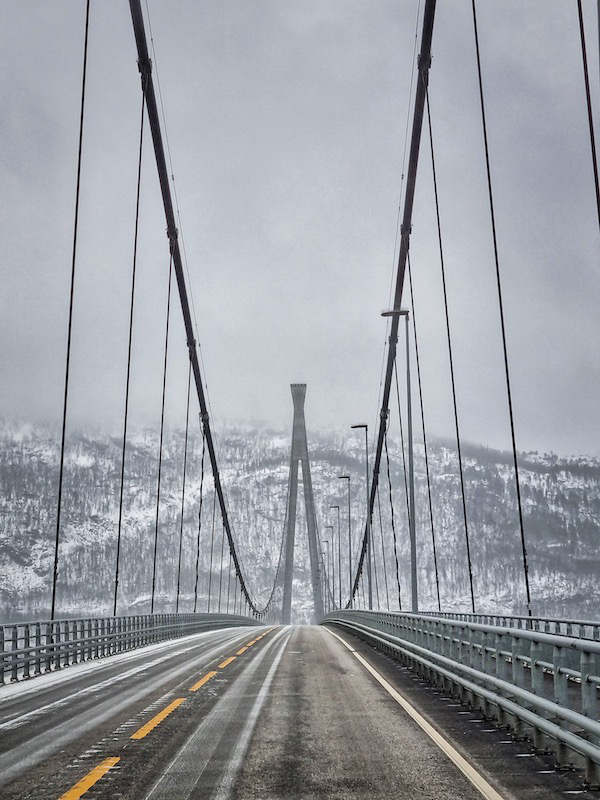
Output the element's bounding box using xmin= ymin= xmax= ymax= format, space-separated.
xmin=0 ymin=623 xmax=593 ymax=799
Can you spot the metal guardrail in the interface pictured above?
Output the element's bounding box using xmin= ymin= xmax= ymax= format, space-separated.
xmin=323 ymin=610 xmax=600 ymax=785
xmin=419 ymin=610 xmax=600 ymax=641
xmin=0 ymin=612 xmax=256 ymax=685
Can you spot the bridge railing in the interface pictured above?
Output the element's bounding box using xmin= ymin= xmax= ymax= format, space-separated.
xmin=0 ymin=612 xmax=256 ymax=685
xmin=419 ymin=610 xmax=600 ymax=641
xmin=323 ymin=609 xmax=600 ymax=783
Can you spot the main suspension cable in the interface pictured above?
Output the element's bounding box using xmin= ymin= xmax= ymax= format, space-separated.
xmin=576 ymin=0 xmax=600 ymax=230
xmin=51 ymin=0 xmax=91 ymax=621
xmin=193 ymin=425 xmax=206 ymax=612
xmin=150 ymin=252 xmax=173 ymax=614
xmin=407 ymin=252 xmax=441 ymax=611
xmin=425 ymin=86 xmax=474 ymax=613
xmin=113 ymin=70 xmax=145 ymax=617
xmin=175 ymin=359 xmax=192 ymax=613
xmin=472 ymin=0 xmax=531 ymax=615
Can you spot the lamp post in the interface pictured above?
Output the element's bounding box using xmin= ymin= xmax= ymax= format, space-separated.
xmin=329 ymin=504 xmax=342 ymax=609
xmin=351 ymin=423 xmax=372 ymax=610
xmin=382 ymin=308 xmax=417 ymax=611
xmin=321 ymin=547 xmax=329 ymax=613
xmin=338 ymin=475 xmax=352 ymax=607
xmin=325 ymin=525 xmax=335 ymax=608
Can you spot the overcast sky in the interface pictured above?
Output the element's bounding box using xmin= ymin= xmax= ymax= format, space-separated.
xmin=1 ymin=1 xmax=599 ymax=456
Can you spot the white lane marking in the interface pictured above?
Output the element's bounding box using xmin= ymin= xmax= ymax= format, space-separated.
xmin=326 ymin=627 xmax=506 ymax=800
xmin=212 ymin=632 xmax=289 ymax=800
xmin=143 ymin=626 xmax=289 ymax=800
xmin=0 ymin=625 xmax=262 ymax=705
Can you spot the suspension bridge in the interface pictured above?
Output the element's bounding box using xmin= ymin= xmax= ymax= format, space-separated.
xmin=2 ymin=0 xmax=600 ymax=798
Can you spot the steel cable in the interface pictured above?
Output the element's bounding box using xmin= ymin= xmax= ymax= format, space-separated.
xmin=207 ymin=489 xmax=216 ymax=612
xmin=51 ymin=0 xmax=91 ymax=621
xmin=150 ymin=252 xmax=173 ymax=614
xmin=193 ymin=426 xmax=206 ymax=613
xmin=576 ymin=0 xmax=600 ymax=230
xmin=424 ymin=85 xmax=474 ymax=612
xmin=472 ymin=0 xmax=531 ymax=615
xmin=175 ymin=359 xmax=192 ymax=613
xmin=384 ymin=428 xmax=402 ymax=610
xmin=407 ymin=252 xmax=441 ymax=611
xmin=376 ymin=485 xmax=390 ymax=610
xmin=113 ymin=75 xmax=145 ymax=617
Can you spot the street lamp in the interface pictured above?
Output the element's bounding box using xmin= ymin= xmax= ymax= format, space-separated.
xmin=338 ymin=475 xmax=352 ymax=607
xmin=329 ymin=504 xmax=342 ymax=609
xmin=382 ymin=308 xmax=417 ymax=611
xmin=351 ymin=423 xmax=372 ymax=610
xmin=325 ymin=525 xmax=335 ymax=608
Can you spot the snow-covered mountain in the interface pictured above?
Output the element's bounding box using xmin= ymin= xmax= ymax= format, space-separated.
xmin=1 ymin=419 xmax=599 ymax=624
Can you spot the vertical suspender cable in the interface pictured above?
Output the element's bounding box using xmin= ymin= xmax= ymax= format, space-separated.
xmin=51 ymin=0 xmax=91 ymax=621
xmin=207 ymin=489 xmax=216 ymax=612
xmin=113 ymin=75 xmax=146 ymax=617
xmin=193 ymin=426 xmax=206 ymax=613
xmin=394 ymin=361 xmax=412 ymax=530
xmin=376 ymin=485 xmax=390 ymax=610
xmin=576 ymin=0 xmax=600 ymax=230
xmin=175 ymin=359 xmax=192 ymax=613
xmin=150 ymin=253 xmax=173 ymax=614
xmin=226 ymin=548 xmax=232 ymax=613
xmin=372 ymin=527 xmax=381 ymax=608
xmin=218 ymin=519 xmax=225 ymax=612
xmin=472 ymin=0 xmax=532 ymax=616
xmin=424 ymin=87 xmax=475 ymax=611
xmin=406 ymin=253 xmax=441 ymax=611
xmin=384 ymin=429 xmax=402 ymax=610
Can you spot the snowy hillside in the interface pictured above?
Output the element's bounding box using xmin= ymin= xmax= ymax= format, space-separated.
xmin=1 ymin=419 xmax=599 ymax=623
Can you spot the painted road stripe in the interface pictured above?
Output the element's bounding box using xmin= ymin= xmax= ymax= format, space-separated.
xmin=59 ymin=757 xmax=119 ymax=799
xmin=236 ymin=646 xmax=248 ymax=655
xmin=327 ymin=628 xmax=505 ymax=800
xmin=246 ymin=640 xmax=258 ymax=646
xmin=190 ymin=671 xmax=217 ymax=692
xmin=218 ymin=656 xmax=236 ymax=669
xmin=131 ymin=698 xmax=185 ymax=740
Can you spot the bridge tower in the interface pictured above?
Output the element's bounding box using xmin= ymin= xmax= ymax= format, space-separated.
xmin=281 ymin=384 xmax=324 ymax=623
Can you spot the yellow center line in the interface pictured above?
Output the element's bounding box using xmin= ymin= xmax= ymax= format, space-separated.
xmin=236 ymin=646 xmax=248 ymax=655
xmin=131 ymin=698 xmax=185 ymax=740
xmin=245 ymin=639 xmax=258 ymax=646
xmin=190 ymin=670 xmax=217 ymax=692
xmin=218 ymin=655 xmax=236 ymax=668
xmin=59 ymin=757 xmax=120 ymax=799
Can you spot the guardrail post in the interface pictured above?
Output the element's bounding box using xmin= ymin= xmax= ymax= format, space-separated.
xmin=0 ymin=627 xmax=5 ymax=685
xmin=512 ymin=635 xmax=525 ymax=689
xmin=11 ymin=625 xmax=18 ymax=681
xmin=553 ymin=645 xmax=568 ymax=708
xmin=581 ymin=651 xmax=599 ymax=722
xmin=23 ymin=624 xmax=31 ymax=679
xmin=34 ymin=622 xmax=41 ymax=675
xmin=530 ymin=641 xmax=544 ymax=697
xmin=64 ymin=621 xmax=70 ymax=667
xmin=53 ymin=621 xmax=61 ymax=670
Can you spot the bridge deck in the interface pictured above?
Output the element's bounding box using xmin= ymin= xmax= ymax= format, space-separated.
xmin=0 ymin=625 xmax=593 ymax=799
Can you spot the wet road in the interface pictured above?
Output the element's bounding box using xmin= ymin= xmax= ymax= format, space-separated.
xmin=0 ymin=623 xmax=593 ymax=799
